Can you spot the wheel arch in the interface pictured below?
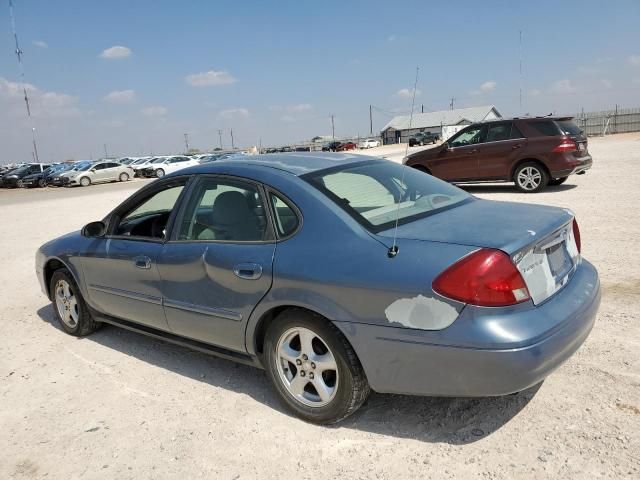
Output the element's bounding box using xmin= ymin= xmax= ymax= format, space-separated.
xmin=249 ymin=304 xmax=360 ymax=367
xmin=509 ymin=158 xmax=549 ymax=180
xmin=43 ymin=257 xmax=75 ymax=300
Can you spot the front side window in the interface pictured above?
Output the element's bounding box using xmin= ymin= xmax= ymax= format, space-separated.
xmin=307 ymin=161 xmax=470 ymax=230
xmin=177 ymin=178 xmax=268 ymax=241
xmin=114 ymin=183 xmax=185 ymax=238
xmin=449 ymin=125 xmax=485 ymax=147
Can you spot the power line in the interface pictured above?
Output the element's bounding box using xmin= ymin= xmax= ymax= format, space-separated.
xmin=9 ymin=0 xmax=41 ymax=162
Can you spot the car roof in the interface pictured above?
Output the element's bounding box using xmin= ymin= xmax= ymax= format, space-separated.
xmin=179 ymin=152 xmax=376 ymax=176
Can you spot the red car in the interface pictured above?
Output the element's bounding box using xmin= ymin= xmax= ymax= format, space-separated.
xmin=336 ymin=142 xmax=357 ymax=151
xmin=405 ymin=117 xmax=592 ymax=193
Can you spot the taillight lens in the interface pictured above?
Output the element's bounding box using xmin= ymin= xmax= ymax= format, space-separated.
xmin=433 ymin=249 xmax=530 ymax=307
xmin=552 ymin=137 xmax=577 ymax=153
xmin=572 ymin=218 xmax=581 ymax=253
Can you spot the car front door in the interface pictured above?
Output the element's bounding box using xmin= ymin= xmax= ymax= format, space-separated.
xmin=476 ymin=121 xmax=527 ymax=180
xmin=89 ymin=163 xmax=109 ymax=183
xmin=81 ymin=178 xmax=189 ymax=330
xmin=157 ymin=176 xmax=276 ymax=353
xmin=429 ymin=125 xmax=487 ymax=181
xmin=102 ymin=162 xmax=120 ymax=181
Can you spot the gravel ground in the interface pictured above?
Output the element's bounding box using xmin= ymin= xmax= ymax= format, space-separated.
xmin=1 ymin=134 xmax=639 ymax=479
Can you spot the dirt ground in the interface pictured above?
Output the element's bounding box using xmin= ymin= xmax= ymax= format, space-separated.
xmin=1 ymin=134 xmax=639 ymax=479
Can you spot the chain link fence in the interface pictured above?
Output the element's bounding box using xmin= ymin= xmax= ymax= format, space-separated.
xmin=573 ymin=106 xmax=640 ymax=136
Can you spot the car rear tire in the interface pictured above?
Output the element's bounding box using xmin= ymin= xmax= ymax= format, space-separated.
xmin=548 ymin=176 xmax=568 ymax=186
xmin=263 ymin=309 xmax=370 ymax=424
xmin=119 ymin=172 xmax=129 ymax=182
xmin=155 ymin=168 xmax=165 ymax=178
xmin=50 ymin=269 xmax=101 ymax=337
xmin=38 ymin=179 xmax=46 ymax=188
xmin=514 ymin=162 xmax=548 ymax=193
xmin=79 ymin=177 xmax=91 ymax=187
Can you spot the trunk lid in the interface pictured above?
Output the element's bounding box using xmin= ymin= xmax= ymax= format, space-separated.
xmin=377 ymin=198 xmax=580 ymax=304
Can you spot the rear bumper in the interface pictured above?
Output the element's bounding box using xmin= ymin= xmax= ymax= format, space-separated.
xmin=553 ymin=155 xmax=592 ymax=178
xmin=336 ymin=259 xmax=600 ymax=397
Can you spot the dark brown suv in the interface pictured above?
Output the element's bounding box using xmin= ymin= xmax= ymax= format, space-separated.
xmin=404 ymin=117 xmax=592 ymax=192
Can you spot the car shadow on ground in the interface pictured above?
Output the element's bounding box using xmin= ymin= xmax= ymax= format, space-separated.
xmin=37 ymin=304 xmax=539 ymax=445
xmin=460 ymin=183 xmax=577 ymax=194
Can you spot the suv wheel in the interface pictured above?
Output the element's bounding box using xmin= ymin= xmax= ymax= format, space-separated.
xmin=514 ymin=162 xmax=548 ymax=193
xmin=548 ymin=176 xmax=568 ymax=186
xmin=119 ymin=172 xmax=129 ymax=182
xmin=264 ymin=309 xmax=370 ymax=424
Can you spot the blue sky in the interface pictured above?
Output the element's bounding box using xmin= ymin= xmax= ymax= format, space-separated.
xmin=1 ymin=0 xmax=640 ymax=161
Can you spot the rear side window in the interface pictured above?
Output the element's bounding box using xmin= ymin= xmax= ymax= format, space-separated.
xmin=486 ymin=123 xmax=513 ymax=142
xmin=270 ymin=193 xmax=299 ymax=237
xmin=555 ymin=120 xmax=582 ymax=136
xmin=528 ymin=121 xmax=561 ymax=136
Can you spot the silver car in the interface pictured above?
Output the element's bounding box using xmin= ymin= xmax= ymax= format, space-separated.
xmin=61 ymin=161 xmax=133 ymax=187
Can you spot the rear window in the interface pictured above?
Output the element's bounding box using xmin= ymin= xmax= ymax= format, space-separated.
xmin=305 ymin=161 xmax=470 ymax=231
xmin=528 ymin=121 xmax=561 ymax=136
xmin=555 ymin=120 xmax=582 ymax=136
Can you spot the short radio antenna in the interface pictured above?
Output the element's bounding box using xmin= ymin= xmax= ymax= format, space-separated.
xmin=388 ymin=66 xmax=419 ymax=258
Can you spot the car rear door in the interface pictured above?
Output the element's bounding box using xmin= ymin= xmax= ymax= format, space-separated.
xmin=476 ymin=121 xmax=527 ymax=180
xmin=81 ymin=178 xmax=189 ymax=330
xmin=157 ymin=175 xmax=276 ymax=353
xmin=430 ymin=124 xmax=487 ymax=181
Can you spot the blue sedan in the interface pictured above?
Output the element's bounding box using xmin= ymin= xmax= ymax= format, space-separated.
xmin=36 ymin=153 xmax=600 ymax=423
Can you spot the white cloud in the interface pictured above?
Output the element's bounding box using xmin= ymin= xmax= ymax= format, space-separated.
xmin=219 ymin=108 xmax=249 ymax=118
xmin=185 ymin=70 xmax=236 ymax=87
xmin=32 ymin=40 xmax=48 ymax=49
xmin=550 ymin=79 xmax=576 ymax=94
xmin=100 ymin=46 xmax=132 ymax=59
xmin=0 ymin=77 xmax=79 ymax=117
xmin=141 ymin=106 xmax=167 ymax=117
xmin=103 ymin=89 xmax=136 ymax=104
xmin=396 ymin=88 xmax=422 ymax=98
xmin=480 ymin=80 xmax=497 ymax=93
xmin=628 ymin=55 xmax=640 ymax=66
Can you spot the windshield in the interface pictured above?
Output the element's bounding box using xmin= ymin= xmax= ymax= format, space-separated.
xmin=306 ymin=161 xmax=470 ymax=231
xmin=73 ymin=163 xmax=92 ymax=171
xmin=132 ymin=158 xmax=150 ymax=165
xmin=151 ymin=157 xmax=167 ymax=164
xmin=11 ymin=166 xmax=30 ymax=175
xmin=556 ymin=120 xmax=582 ymax=136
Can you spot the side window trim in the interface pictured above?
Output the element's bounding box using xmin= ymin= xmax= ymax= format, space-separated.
xmin=167 ymin=174 xmax=276 ymax=244
xmin=105 ymin=175 xmax=194 ymax=243
xmin=265 ymin=187 xmax=303 ymax=241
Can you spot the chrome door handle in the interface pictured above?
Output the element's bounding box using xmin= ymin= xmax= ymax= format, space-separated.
xmin=233 ymin=263 xmax=262 ymax=280
xmin=512 ymin=144 xmax=522 ymax=149
xmin=134 ymin=255 xmax=152 ymax=269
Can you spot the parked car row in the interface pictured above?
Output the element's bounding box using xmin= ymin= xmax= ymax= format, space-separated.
xmin=408 ymin=131 xmax=440 ymax=147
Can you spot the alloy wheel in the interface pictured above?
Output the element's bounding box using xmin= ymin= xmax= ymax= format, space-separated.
xmin=275 ymin=327 xmax=339 ymax=407
xmin=517 ymin=166 xmax=542 ymax=191
xmin=55 ymin=279 xmax=79 ymax=329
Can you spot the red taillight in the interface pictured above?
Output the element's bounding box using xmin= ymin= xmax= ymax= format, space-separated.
xmin=433 ymin=249 xmax=530 ymax=307
xmin=552 ymin=137 xmax=577 ymax=153
xmin=572 ymin=218 xmax=581 ymax=253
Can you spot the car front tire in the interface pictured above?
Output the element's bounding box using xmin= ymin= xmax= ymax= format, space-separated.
xmin=263 ymin=309 xmax=370 ymax=424
xmin=50 ymin=268 xmax=101 ymax=337
xmin=119 ymin=172 xmax=129 ymax=182
xmin=79 ymin=177 xmax=91 ymax=187
xmin=156 ymin=169 xmax=165 ymax=178
xmin=514 ymin=162 xmax=548 ymax=193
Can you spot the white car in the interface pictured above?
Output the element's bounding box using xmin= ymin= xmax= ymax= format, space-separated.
xmin=358 ymin=138 xmax=381 ymax=149
xmin=148 ymin=156 xmax=199 ymax=178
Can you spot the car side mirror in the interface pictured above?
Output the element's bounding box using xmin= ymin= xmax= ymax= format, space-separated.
xmin=81 ymin=221 xmax=106 ymax=238
xmin=90 ymin=168 xmax=96 ymax=172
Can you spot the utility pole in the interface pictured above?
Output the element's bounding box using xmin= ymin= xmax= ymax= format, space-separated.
xmin=103 ymin=143 xmax=108 ymax=158
xmin=331 ymin=115 xmax=335 ymax=139
xmin=421 ymin=104 xmax=424 ymax=113
xmin=183 ymin=133 xmax=190 ymax=153
xmin=369 ymin=105 xmax=373 ymax=136
xmin=449 ymin=98 xmax=455 ymax=110
xmin=217 ymin=129 xmax=223 ymax=149
xmin=230 ymin=128 xmax=235 ymax=150
xmin=519 ymin=30 xmax=523 ymax=112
